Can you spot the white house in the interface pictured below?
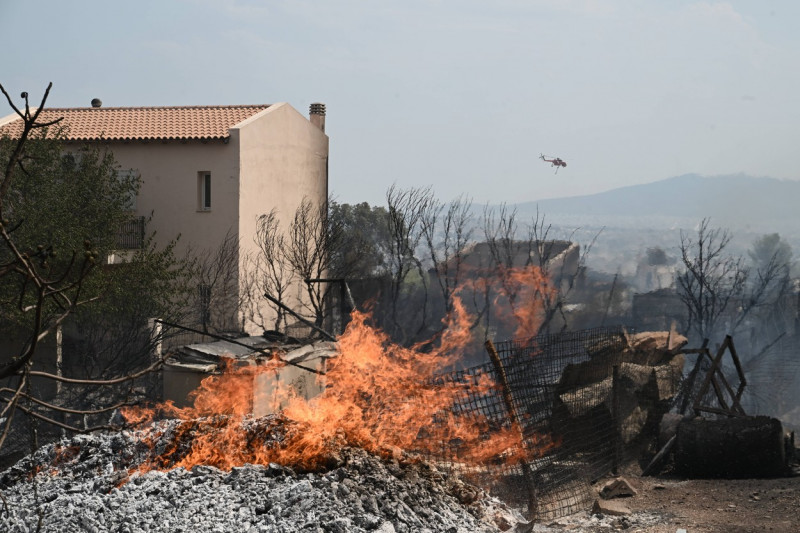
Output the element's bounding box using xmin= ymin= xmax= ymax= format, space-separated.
xmin=0 ymin=100 xmax=329 ymax=334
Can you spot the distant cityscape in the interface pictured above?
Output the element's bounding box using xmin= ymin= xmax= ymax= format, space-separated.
xmin=505 ymin=173 xmax=800 ymax=275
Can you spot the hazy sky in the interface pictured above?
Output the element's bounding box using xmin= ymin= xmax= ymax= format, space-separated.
xmin=2 ymin=1 xmax=799 ymax=206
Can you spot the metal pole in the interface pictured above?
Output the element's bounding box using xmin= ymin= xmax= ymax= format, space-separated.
xmin=304 ymin=278 xmax=358 ymax=311
xmin=612 ymin=365 xmax=620 ymax=476
xmin=263 ymin=292 xmax=337 ymax=342
xmin=678 ymin=338 xmax=710 ymax=415
xmin=485 ymin=339 xmax=538 ymax=519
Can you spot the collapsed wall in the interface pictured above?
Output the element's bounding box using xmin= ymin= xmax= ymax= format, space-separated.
xmin=551 ymin=330 xmax=686 ymax=457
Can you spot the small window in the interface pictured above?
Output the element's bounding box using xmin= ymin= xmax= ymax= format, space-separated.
xmin=198 ymin=172 xmax=211 ymax=211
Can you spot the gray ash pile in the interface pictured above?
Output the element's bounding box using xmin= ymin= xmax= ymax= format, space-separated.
xmin=0 ymin=418 xmax=525 ymax=533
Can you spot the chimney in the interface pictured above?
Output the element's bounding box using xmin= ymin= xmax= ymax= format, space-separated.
xmin=91 ymin=98 xmax=103 ymax=108
xmin=309 ymin=102 xmax=326 ymax=132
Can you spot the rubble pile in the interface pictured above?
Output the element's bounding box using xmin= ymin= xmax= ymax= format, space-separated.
xmin=552 ymin=331 xmax=687 ymax=449
xmin=0 ymin=418 xmax=525 ymax=533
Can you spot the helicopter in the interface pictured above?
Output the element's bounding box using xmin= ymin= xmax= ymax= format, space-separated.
xmin=540 ymin=154 xmax=567 ymax=173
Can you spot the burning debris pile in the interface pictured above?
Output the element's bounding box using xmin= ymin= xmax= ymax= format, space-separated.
xmin=118 ymin=305 xmax=536 ymax=474
xmin=0 ymin=421 xmax=525 ymax=532
xmin=0 ymin=262 xmax=702 ymax=529
xmin=1 ymin=302 xmax=535 ymax=532
xmin=0 ymin=316 xmax=694 ymax=530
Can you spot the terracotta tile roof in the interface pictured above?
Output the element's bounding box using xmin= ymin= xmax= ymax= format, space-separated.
xmin=0 ymin=105 xmax=270 ymax=141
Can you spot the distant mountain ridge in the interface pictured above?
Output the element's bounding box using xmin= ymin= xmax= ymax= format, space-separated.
xmin=512 ymin=174 xmax=800 ymax=231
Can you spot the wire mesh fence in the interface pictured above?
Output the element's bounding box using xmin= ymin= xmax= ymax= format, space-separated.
xmin=425 ymin=325 xmax=676 ymax=520
xmin=741 ymin=337 xmax=800 ymax=418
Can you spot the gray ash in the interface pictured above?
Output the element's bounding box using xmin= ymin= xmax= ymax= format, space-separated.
xmin=0 ymin=418 xmax=526 ymax=532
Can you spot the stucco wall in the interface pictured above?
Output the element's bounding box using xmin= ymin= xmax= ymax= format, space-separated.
xmin=92 ymin=139 xmax=240 ymax=258
xmin=235 ymin=103 xmax=329 ymax=332
xmin=95 ymin=139 xmax=241 ymax=329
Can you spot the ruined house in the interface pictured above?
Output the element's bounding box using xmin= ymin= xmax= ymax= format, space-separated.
xmin=449 ymin=239 xmax=582 ymax=292
xmin=631 ymin=288 xmax=686 ymax=333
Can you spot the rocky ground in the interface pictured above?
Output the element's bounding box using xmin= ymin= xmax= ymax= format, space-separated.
xmin=531 ymin=469 xmax=800 ymax=532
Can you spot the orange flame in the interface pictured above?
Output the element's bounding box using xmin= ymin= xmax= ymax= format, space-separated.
xmin=124 ymin=268 xmax=557 ymax=473
xmin=461 ymin=263 xmax=557 ymax=339
xmin=276 ymin=297 xmax=525 ymax=467
xmin=499 ymin=264 xmax=556 ymax=339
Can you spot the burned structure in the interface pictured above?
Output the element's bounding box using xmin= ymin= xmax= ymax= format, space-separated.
xmin=162 ymin=336 xmax=334 ymax=412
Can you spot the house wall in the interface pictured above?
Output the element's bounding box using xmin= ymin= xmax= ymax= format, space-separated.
xmin=91 ymin=139 xmax=241 ymax=330
xmin=96 ymin=139 xmax=240 ymax=259
xmin=235 ymin=103 xmax=329 ymax=333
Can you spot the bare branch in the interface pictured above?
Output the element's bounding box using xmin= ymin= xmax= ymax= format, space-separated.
xmin=0 ymin=83 xmax=26 ymax=120
xmin=0 ymin=82 xmax=62 ymax=206
xmin=25 ymin=355 xmax=167 ymax=385
xmin=0 ymin=375 xmax=26 ymax=452
xmin=1 ymin=402 xmax=118 ymax=434
xmin=0 ymin=388 xmax=136 ymax=416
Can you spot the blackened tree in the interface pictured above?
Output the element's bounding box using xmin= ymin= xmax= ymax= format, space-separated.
xmin=676 ymin=219 xmax=746 ymax=341
xmin=676 ymin=219 xmax=789 ymax=343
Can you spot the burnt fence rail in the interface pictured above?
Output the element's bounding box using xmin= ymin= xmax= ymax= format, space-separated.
xmin=428 ymin=326 xmax=636 ymax=519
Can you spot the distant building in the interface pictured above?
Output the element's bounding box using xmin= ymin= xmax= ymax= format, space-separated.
xmin=0 ymin=101 xmax=329 ymax=334
xmin=453 ymin=240 xmax=582 ymax=294
xmin=631 ymin=249 xmax=677 ymax=293
xmin=631 ymin=288 xmax=686 ymax=334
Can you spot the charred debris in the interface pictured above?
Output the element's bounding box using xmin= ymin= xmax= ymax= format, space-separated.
xmin=1 ymin=321 xmax=798 ymax=529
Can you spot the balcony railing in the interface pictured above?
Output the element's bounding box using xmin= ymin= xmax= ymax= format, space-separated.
xmin=116 ymin=216 xmax=146 ymax=250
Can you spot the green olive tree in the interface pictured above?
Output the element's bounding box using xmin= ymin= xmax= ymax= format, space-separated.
xmin=0 ymin=83 xmax=192 ymax=456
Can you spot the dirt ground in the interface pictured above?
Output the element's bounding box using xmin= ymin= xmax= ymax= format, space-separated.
xmin=608 ymin=473 xmax=799 ymax=532
xmin=536 ymin=464 xmax=800 ymax=533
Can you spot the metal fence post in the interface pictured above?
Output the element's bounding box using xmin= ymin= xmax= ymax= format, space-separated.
xmin=612 ymin=364 xmax=620 ymax=475
xmin=485 ymin=339 xmax=538 ymax=519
